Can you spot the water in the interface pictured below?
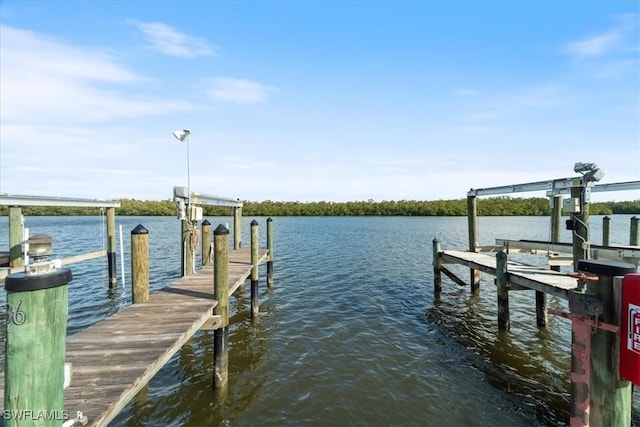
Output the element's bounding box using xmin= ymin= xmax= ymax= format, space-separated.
xmin=0 ymin=215 xmax=638 ymax=426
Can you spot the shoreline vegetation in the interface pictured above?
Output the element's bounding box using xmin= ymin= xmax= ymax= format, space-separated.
xmin=1 ymin=197 xmax=638 ymax=217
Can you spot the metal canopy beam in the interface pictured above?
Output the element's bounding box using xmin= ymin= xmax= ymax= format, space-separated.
xmin=190 ymin=192 xmax=243 ymax=208
xmin=0 ymin=194 xmax=120 ymax=208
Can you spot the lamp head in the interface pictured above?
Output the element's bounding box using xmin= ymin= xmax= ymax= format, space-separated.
xmin=172 ymin=129 xmax=191 ymax=141
xmin=574 ymin=162 xmax=605 ymax=183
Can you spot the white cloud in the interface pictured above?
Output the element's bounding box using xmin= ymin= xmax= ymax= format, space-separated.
xmin=565 ymin=31 xmax=621 ymax=57
xmin=455 ymin=89 xmax=479 ymax=97
xmin=206 ymin=77 xmax=275 ymax=104
xmin=132 ymin=21 xmax=216 ymax=57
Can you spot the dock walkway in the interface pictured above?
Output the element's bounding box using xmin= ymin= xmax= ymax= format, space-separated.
xmin=438 ymin=249 xmax=579 ymax=299
xmin=1 ymin=248 xmax=268 ymax=427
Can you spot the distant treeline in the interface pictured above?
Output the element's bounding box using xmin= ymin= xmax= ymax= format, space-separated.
xmin=1 ymin=197 xmax=639 ymax=217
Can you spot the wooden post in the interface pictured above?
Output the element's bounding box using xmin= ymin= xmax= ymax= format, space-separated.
xmin=213 ymin=224 xmax=229 ymax=389
xmin=266 ymin=217 xmax=274 ymax=287
xmin=433 ymin=239 xmax=442 ymax=295
xmin=571 ymin=185 xmax=589 ymax=270
xmin=467 ymin=195 xmax=480 ymax=292
xmin=8 ymin=206 xmax=23 ymax=269
xmin=201 ymin=219 xmax=212 ymax=267
xmin=570 ymin=314 xmax=591 ymax=427
xmin=4 ymin=268 xmax=72 ymax=427
xmin=496 ymin=250 xmax=509 ymax=331
xmin=181 ymin=219 xmax=196 ymax=276
xmin=106 ymin=207 xmax=117 ymax=291
xmin=538 ymin=195 xmax=563 ymax=327
xmin=576 ymin=260 xmax=635 ymax=427
xmin=233 ymin=206 xmax=242 ymax=250
xmin=131 ymin=224 xmax=149 ymax=304
xmin=630 ymin=216 xmax=639 ymax=246
xmin=250 ymin=220 xmax=259 ymax=318
xmin=602 ymin=216 xmax=611 ymax=247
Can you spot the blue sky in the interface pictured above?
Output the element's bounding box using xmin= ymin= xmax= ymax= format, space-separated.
xmin=1 ymin=1 xmax=638 ymax=202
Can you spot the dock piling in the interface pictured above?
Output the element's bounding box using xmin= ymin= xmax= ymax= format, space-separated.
xmin=602 ymin=216 xmax=611 ymax=247
xmin=266 ymin=217 xmax=274 ymax=287
xmin=467 ymin=195 xmax=480 ymax=292
xmin=8 ymin=207 xmax=23 ymax=269
xmin=201 ymin=219 xmax=212 ymax=267
xmin=250 ymin=220 xmax=259 ymax=318
xmin=233 ymin=206 xmax=242 ymax=250
xmin=630 ymin=216 xmax=639 ymax=246
xmin=433 ymin=239 xmax=442 ymax=295
xmin=106 ymin=207 xmax=117 ymax=290
xmin=131 ymin=224 xmax=149 ymax=304
xmin=4 ymin=268 xmax=72 ymax=427
xmin=496 ymin=251 xmax=509 ymax=331
xmin=213 ymin=224 xmax=230 ymax=389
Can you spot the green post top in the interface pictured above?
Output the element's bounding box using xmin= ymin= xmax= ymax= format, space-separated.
xmin=267 ymin=217 xmax=273 ymax=223
xmin=214 ymin=224 xmax=229 ymax=235
xmin=131 ymin=224 xmax=149 ymax=235
xmin=251 ymin=220 xmax=258 ymax=226
xmin=202 ymin=219 xmax=211 ymax=226
xmin=576 ymin=259 xmax=636 ymax=276
xmin=5 ymin=268 xmax=72 ymax=292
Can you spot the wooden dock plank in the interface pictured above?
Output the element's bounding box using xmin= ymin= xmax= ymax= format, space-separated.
xmin=440 ymin=250 xmax=579 ymax=299
xmin=0 ymin=248 xmax=269 ymax=427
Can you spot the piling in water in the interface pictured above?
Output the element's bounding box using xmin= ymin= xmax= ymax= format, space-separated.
xmin=131 ymin=224 xmax=149 ymax=304
xmin=201 ymin=219 xmax=212 ymax=267
xmin=213 ymin=224 xmax=229 ymax=389
xmin=266 ymin=217 xmax=274 ymax=287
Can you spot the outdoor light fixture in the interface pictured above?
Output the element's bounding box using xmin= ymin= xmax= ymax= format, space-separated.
xmin=574 ymin=162 xmax=605 ymax=183
xmin=172 ymin=129 xmax=192 ymax=207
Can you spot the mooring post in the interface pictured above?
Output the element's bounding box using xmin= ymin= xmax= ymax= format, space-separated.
xmin=433 ymin=239 xmax=442 ymax=295
xmin=233 ymin=206 xmax=242 ymax=250
xmin=573 ymin=260 xmax=636 ymax=427
xmin=182 ymin=219 xmax=196 ymax=276
xmin=250 ymin=220 xmax=259 ymax=318
xmin=4 ymin=267 xmax=72 ymax=427
xmin=131 ymin=224 xmax=149 ymax=304
xmin=496 ymin=250 xmax=509 ymax=331
xmin=213 ymin=224 xmax=230 ymax=389
xmin=630 ymin=216 xmax=639 ymax=246
xmin=106 ymin=207 xmax=117 ymax=291
xmin=201 ymin=219 xmax=212 ymax=267
xmin=8 ymin=206 xmax=23 ymax=269
xmin=266 ymin=217 xmax=274 ymax=287
xmin=467 ymin=194 xmax=480 ymax=291
xmin=540 ymin=195 xmax=563 ymax=327
xmin=602 ymin=216 xmax=611 ymax=247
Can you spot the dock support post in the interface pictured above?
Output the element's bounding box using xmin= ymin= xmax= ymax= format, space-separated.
xmin=8 ymin=206 xmax=23 ymax=269
xmin=106 ymin=207 xmax=117 ymax=291
xmin=213 ymin=224 xmax=230 ymax=389
xmin=131 ymin=224 xmax=149 ymax=304
xmin=602 ymin=216 xmax=611 ymax=247
xmin=571 ymin=185 xmax=589 ymax=269
xmin=574 ymin=260 xmax=635 ymax=427
xmin=433 ymin=239 xmax=442 ymax=296
xmin=182 ymin=219 xmax=196 ymax=276
xmin=630 ymin=216 xmax=639 ymax=246
xmin=201 ymin=219 xmax=212 ymax=267
xmin=467 ymin=195 xmax=480 ymax=292
xmin=496 ymin=251 xmax=509 ymax=331
xmin=266 ymin=217 xmax=274 ymax=287
xmin=570 ymin=314 xmax=591 ymax=427
xmin=233 ymin=206 xmax=242 ymax=250
xmin=4 ymin=268 xmax=72 ymax=427
xmin=250 ymin=220 xmax=259 ymax=318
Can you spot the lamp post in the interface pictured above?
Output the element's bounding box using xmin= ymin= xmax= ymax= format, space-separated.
xmin=172 ymin=129 xmax=191 ymax=207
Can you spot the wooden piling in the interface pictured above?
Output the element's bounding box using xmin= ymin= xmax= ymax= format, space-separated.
xmin=266 ymin=217 xmax=274 ymax=287
xmin=467 ymin=195 xmax=480 ymax=291
xmin=496 ymin=251 xmax=509 ymax=331
xmin=602 ymin=216 xmax=611 ymax=247
xmin=571 ymin=185 xmax=589 ymax=269
xmin=4 ymin=268 xmax=72 ymax=427
xmin=433 ymin=239 xmax=442 ymax=295
xmin=8 ymin=206 xmax=23 ymax=269
xmin=250 ymin=220 xmax=259 ymax=318
xmin=630 ymin=216 xmax=639 ymax=246
xmin=106 ymin=207 xmax=117 ymax=291
xmin=539 ymin=195 xmax=563 ymax=327
xmin=201 ymin=219 xmax=212 ymax=267
xmin=181 ymin=219 xmax=196 ymax=276
xmin=213 ymin=224 xmax=230 ymax=389
xmin=233 ymin=206 xmax=242 ymax=250
xmin=131 ymin=224 xmax=149 ymax=304
xmin=576 ymin=260 xmax=635 ymax=427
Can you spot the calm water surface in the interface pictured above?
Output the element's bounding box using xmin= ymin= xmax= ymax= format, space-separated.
xmin=0 ymin=215 xmax=638 ymax=426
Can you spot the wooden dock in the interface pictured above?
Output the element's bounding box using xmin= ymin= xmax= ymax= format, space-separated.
xmin=1 ymin=248 xmax=268 ymax=427
xmin=438 ymin=249 xmax=579 ymax=299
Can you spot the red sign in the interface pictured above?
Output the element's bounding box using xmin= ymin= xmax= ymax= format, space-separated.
xmin=621 ymin=274 xmax=640 ymax=385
